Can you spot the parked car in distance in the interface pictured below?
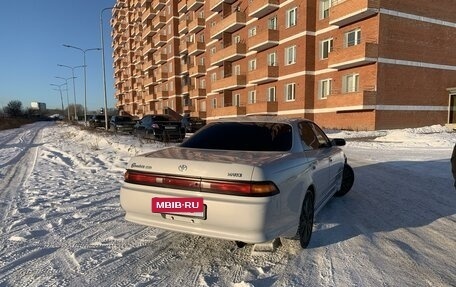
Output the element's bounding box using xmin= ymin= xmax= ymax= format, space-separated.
xmin=109 ymin=115 xmax=136 ymax=133
xmin=120 ymin=116 xmax=354 ymax=249
xmin=88 ymin=114 xmax=106 ymax=128
xmin=133 ymin=114 xmax=185 ymax=142
xmin=181 ymin=115 xmax=206 ymax=133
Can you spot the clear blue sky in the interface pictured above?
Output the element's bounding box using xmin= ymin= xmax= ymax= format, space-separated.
xmin=0 ymin=0 xmax=118 ymax=112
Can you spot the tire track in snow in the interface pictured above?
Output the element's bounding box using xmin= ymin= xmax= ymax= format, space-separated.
xmin=0 ymin=122 xmax=48 ymax=235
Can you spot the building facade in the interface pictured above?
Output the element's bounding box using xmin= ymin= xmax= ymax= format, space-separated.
xmin=111 ymin=0 xmax=456 ymax=130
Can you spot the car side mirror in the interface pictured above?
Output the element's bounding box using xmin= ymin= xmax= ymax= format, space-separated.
xmin=331 ymin=138 xmax=346 ymax=146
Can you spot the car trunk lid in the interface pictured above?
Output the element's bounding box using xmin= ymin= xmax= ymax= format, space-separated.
xmin=126 ymin=147 xmax=288 ymax=181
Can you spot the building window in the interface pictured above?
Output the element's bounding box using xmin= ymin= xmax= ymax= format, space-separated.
xmin=345 ymin=29 xmax=361 ymax=47
xmin=210 ymin=47 xmax=216 ymax=55
xmin=318 ymin=79 xmax=332 ymax=99
xmin=320 ymin=0 xmax=331 ymax=19
xmin=286 ymin=7 xmax=297 ymax=28
xmin=248 ymin=59 xmax=257 ymax=71
xmin=342 ymin=74 xmax=359 ymax=93
xmin=268 ymin=87 xmax=276 ymax=102
xmin=268 ymin=16 xmax=278 ymax=30
xmin=200 ymin=79 xmax=206 ymax=88
xmin=233 ymin=94 xmax=240 ymax=107
xmin=248 ymin=27 xmax=257 ymax=37
xmin=268 ymin=52 xmax=277 ymax=66
xmin=320 ymin=38 xmax=333 ymax=59
xmin=248 ymin=90 xmax=256 ymax=104
xmin=234 ymin=35 xmax=241 ymax=43
xmin=170 ymin=80 xmax=174 ymax=91
xmin=211 ymin=73 xmax=217 ymax=82
xmin=234 ymin=65 xmax=241 ymax=76
xmin=211 ymin=98 xmax=217 ymax=108
xmin=285 ymin=83 xmax=296 ymax=101
xmin=200 ymin=57 xmax=205 ymax=65
xmin=285 ymin=46 xmax=296 ymax=65
xmin=199 ymin=34 xmax=205 ymax=42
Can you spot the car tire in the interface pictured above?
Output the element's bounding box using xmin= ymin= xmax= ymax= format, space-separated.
xmin=235 ymin=241 xmax=247 ymax=248
xmin=297 ymin=191 xmax=314 ymax=249
xmin=334 ymin=164 xmax=354 ymax=197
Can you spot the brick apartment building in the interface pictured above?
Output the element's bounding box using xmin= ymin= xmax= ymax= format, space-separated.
xmin=111 ymin=0 xmax=456 ymax=130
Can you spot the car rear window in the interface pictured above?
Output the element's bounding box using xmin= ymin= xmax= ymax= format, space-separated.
xmin=153 ymin=115 xmax=172 ymax=121
xmin=116 ymin=116 xmax=133 ymax=122
xmin=181 ymin=122 xmax=292 ymax=151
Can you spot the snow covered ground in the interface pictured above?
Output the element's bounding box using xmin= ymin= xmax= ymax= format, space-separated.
xmin=0 ymin=121 xmax=455 ymax=287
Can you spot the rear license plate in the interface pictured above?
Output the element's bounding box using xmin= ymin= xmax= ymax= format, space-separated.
xmin=151 ymin=197 xmax=206 ymax=219
xmin=164 ymin=126 xmax=176 ymax=130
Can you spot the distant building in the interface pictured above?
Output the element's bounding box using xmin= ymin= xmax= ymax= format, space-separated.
xmin=31 ymin=102 xmax=46 ymax=112
xmin=111 ymin=0 xmax=456 ymax=130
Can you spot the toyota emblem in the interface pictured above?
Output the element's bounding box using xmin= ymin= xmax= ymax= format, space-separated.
xmin=178 ymin=164 xmax=188 ymax=172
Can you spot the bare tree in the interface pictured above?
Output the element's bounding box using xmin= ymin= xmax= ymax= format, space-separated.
xmin=4 ymin=100 xmax=23 ymax=117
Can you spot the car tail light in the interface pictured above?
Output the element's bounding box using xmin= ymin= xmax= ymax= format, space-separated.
xmin=124 ymin=170 xmax=279 ymax=197
xmin=200 ymin=180 xmax=279 ymax=196
xmin=151 ymin=123 xmax=160 ymax=129
xmin=125 ymin=171 xmax=200 ymax=191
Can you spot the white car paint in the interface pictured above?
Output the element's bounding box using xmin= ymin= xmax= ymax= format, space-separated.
xmin=120 ymin=118 xmax=347 ymax=244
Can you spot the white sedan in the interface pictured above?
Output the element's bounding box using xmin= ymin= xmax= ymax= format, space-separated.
xmin=120 ymin=117 xmax=354 ymax=248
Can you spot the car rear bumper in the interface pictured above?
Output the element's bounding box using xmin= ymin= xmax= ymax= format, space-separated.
xmin=120 ymin=183 xmax=283 ymax=243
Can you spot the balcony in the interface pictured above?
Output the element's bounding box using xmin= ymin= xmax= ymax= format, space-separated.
xmin=152 ymin=33 xmax=167 ymax=47
xmin=181 ymin=84 xmax=195 ymax=94
xmin=143 ymin=58 xmax=155 ymax=69
xmin=179 ymin=41 xmax=190 ymax=54
xmin=248 ymin=29 xmax=279 ymax=52
xmin=143 ymin=41 xmax=157 ymax=55
xmin=152 ymin=0 xmax=166 ymax=11
xmin=188 ymin=0 xmax=204 ymax=11
xmin=328 ymin=42 xmax=378 ymax=69
xmin=325 ymin=90 xmax=376 ymax=109
xmin=210 ymin=12 xmax=246 ymax=40
xmin=210 ymin=0 xmax=237 ymax=12
xmin=188 ymin=41 xmax=205 ymax=56
xmin=188 ymin=17 xmax=205 ymax=34
xmin=178 ymin=18 xmax=191 ymax=34
xmin=329 ymin=0 xmax=380 ymax=27
xmin=180 ymin=63 xmax=189 ymax=75
xmin=153 ymin=52 xmax=167 ymax=64
xmin=189 ymin=88 xmax=206 ymax=99
xmin=247 ymin=65 xmax=279 ymax=84
xmin=210 ymin=43 xmax=246 ymax=66
xmin=142 ymin=9 xmax=155 ymax=23
xmin=248 ymin=0 xmax=279 ymax=18
xmin=156 ymin=71 xmax=168 ymax=82
xmin=156 ymin=90 xmax=169 ymax=99
xmin=209 ymin=106 xmax=246 ymax=117
xmin=189 ymin=64 xmax=206 ymax=77
xmin=141 ymin=0 xmax=151 ymax=6
xmin=152 ymin=15 xmax=166 ymax=29
xmin=142 ymin=25 xmax=156 ymax=38
xmin=246 ymin=101 xmax=278 ymax=115
xmin=144 ymin=93 xmax=156 ymax=103
xmin=143 ymin=75 xmax=156 ymax=87
xmin=211 ymin=75 xmax=246 ymax=92
xmin=178 ymin=0 xmax=187 ymax=13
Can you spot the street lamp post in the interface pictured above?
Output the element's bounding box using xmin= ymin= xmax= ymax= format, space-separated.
xmin=50 ymin=83 xmax=65 ymax=116
xmin=62 ymin=44 xmax=101 ymax=124
xmin=101 ymin=4 xmax=125 ymax=130
xmin=55 ymin=76 xmax=76 ymax=121
xmin=57 ymin=64 xmax=84 ymax=121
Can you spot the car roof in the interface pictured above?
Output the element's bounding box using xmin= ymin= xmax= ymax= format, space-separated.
xmin=214 ymin=115 xmax=310 ymax=124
